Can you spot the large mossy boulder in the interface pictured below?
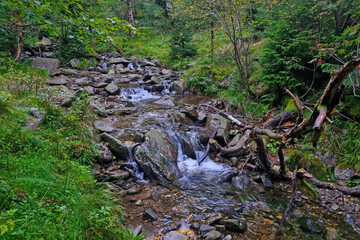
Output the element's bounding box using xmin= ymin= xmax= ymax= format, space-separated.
xmin=133 ymin=129 xmax=182 ymax=184
xmin=205 ymin=114 xmax=230 ymax=144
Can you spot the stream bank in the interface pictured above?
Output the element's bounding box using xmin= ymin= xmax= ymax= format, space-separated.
xmin=35 ymin=53 xmax=360 ymax=240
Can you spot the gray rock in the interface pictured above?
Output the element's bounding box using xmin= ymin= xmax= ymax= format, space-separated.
xmin=172 ymin=81 xmax=184 ymax=93
xmin=60 ymin=68 xmax=78 ymax=76
xmin=117 ymin=130 xmax=144 ymax=143
xmin=133 ymin=129 xmax=182 ymax=184
xmin=223 ymin=235 xmax=232 ymax=240
xmin=178 ymin=135 xmax=196 ymax=159
xmin=108 ymin=169 xmax=129 ymax=180
xmin=113 ymin=107 xmax=137 ymax=116
xmin=48 ymin=78 xmax=67 ymax=85
xmin=100 ymin=133 xmax=129 ymax=159
xmin=93 ymin=82 xmax=108 ymax=88
xmin=70 ymin=58 xmax=80 ymax=68
xmin=42 ymin=52 xmax=55 ymax=58
xmin=141 ymin=60 xmax=157 ymax=67
xmin=105 ymin=84 xmax=120 ymax=95
xmin=61 ymin=97 xmax=74 ymax=107
xmin=108 ymin=69 xmax=115 ymax=75
xmin=205 ymin=230 xmax=222 ymax=240
xmin=128 ymin=74 xmax=142 ymax=82
xmin=94 ymin=121 xmax=116 ymax=133
xmin=206 ymin=114 xmax=230 ymax=143
xmin=108 ymin=57 xmax=130 ymax=65
xmin=161 ymin=69 xmax=171 ymax=75
xmin=198 ymin=112 xmax=207 ymax=123
xmin=164 ymin=231 xmax=189 ymax=240
xmin=200 ymin=224 xmax=216 ymax=233
xmin=231 ymin=173 xmax=250 ymax=191
xmin=75 ymin=77 xmax=90 ymax=85
xmin=132 ymin=225 xmax=142 ymax=236
xmin=334 ymin=167 xmax=357 ymax=180
xmin=28 ymin=108 xmax=43 ymax=119
xmin=220 ymin=219 xmax=247 ymax=233
xmin=33 ymin=57 xmax=60 ymax=75
xmin=205 ymin=213 xmax=223 ymax=225
xmin=154 ymin=96 xmax=175 ymax=107
xmin=143 ymin=208 xmax=158 ymax=221
xmin=41 ymin=37 xmax=52 ymax=46
xmin=149 ymin=76 xmax=161 ymax=84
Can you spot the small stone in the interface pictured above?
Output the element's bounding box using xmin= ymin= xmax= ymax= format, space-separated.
xmin=60 ymin=68 xmax=78 ymax=75
xmin=188 ymin=198 xmax=196 ymax=204
xmin=204 ymin=230 xmax=222 ymax=240
xmin=206 ymin=213 xmax=223 ymax=225
xmin=28 ymin=108 xmax=42 ymax=119
xmin=223 ymin=235 xmax=232 ymax=240
xmin=135 ymin=200 xmax=142 ymax=206
xmin=42 ymin=52 xmax=55 ymax=58
xmin=61 ymin=97 xmax=74 ymax=107
xmin=215 ymin=225 xmax=226 ymax=231
xmin=172 ymin=81 xmax=184 ymax=93
xmin=331 ymin=204 xmax=339 ymax=211
xmin=256 ymin=201 xmax=272 ymax=213
xmin=163 ymin=231 xmax=189 ymax=240
xmin=48 ymin=78 xmax=67 ymax=85
xmin=154 ymin=96 xmax=175 ymax=107
xmin=70 ymin=58 xmax=80 ymax=68
xmin=200 ymin=224 xmax=216 ymax=233
xmin=41 ymin=36 xmax=52 ymax=46
xmin=127 ymin=186 xmax=141 ymax=195
xmin=334 ymin=167 xmax=357 ymax=180
xmin=143 ymin=208 xmax=158 ymax=221
xmin=132 ymin=225 xmax=142 ymax=236
xmin=130 ymin=192 xmax=152 ymax=202
xmin=105 ymin=84 xmax=120 ymax=95
xmin=108 ymin=57 xmax=130 ymax=65
xmin=93 ymin=82 xmax=108 ymax=88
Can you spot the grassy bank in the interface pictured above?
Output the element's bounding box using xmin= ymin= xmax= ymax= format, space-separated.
xmin=0 ymin=59 xmax=141 ymax=239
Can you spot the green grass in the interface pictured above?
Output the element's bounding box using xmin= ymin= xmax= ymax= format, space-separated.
xmin=0 ymin=59 xmax=143 ymax=239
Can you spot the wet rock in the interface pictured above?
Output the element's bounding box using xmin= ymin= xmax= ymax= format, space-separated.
xmin=198 ymin=112 xmax=207 ymax=123
xmin=206 ymin=114 xmax=230 ymax=143
xmin=172 ymin=81 xmax=184 ymax=93
xmin=206 ymin=213 xmax=223 ymax=225
xmin=231 ymin=173 xmax=250 ymax=191
xmin=108 ymin=169 xmax=129 ymax=180
xmin=90 ymin=101 xmax=107 ymax=117
xmin=28 ymin=108 xmax=42 ymax=119
xmin=191 ymin=222 xmax=200 ymax=230
xmin=94 ymin=121 xmax=116 ymax=133
xmin=149 ymin=76 xmax=161 ymax=84
xmin=100 ymin=133 xmax=129 ymax=159
xmin=178 ymin=135 xmax=196 ymax=159
xmin=48 ymin=78 xmax=67 ymax=85
xmin=200 ymin=224 xmax=216 ymax=233
xmin=116 ymin=130 xmax=144 ymax=143
xmin=334 ymin=167 xmax=357 ymax=181
xmin=105 ymin=84 xmax=120 ymax=95
xmin=132 ymin=225 xmax=143 ymax=236
xmin=34 ymin=57 xmax=60 ymax=75
xmin=164 ymin=231 xmax=189 ymax=240
xmin=298 ymin=217 xmax=326 ymax=234
xmin=220 ymin=219 xmax=247 ymax=233
xmin=108 ymin=57 xmax=130 ymax=65
xmin=205 ymin=230 xmax=222 ymax=240
xmin=154 ymin=96 xmax=175 ymax=107
xmin=134 ymin=129 xmax=182 ymax=184
xmin=152 ymin=84 xmax=165 ymax=92
xmin=143 ymin=208 xmax=158 ymax=221
xmin=70 ymin=58 xmax=80 ymax=68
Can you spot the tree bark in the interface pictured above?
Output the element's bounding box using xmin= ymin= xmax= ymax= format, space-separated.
xmin=211 ymin=19 xmax=214 ymax=60
xmin=127 ymin=0 xmax=134 ymax=36
xmin=13 ymin=11 xmax=23 ymax=62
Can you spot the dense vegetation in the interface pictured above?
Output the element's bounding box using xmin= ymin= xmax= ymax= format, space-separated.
xmin=0 ymin=0 xmax=360 ymax=239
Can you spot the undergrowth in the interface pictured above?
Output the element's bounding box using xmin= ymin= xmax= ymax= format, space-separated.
xmin=0 ymin=58 xmax=143 ymax=239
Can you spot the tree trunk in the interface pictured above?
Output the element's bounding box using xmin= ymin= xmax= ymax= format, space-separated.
xmin=127 ymin=0 xmax=134 ymax=36
xmin=13 ymin=11 xmax=23 ymax=62
xmin=211 ymin=20 xmax=214 ymax=60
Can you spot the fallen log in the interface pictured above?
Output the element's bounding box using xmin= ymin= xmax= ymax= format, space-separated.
xmin=198 ymin=130 xmax=217 ymax=165
xmin=209 ymin=130 xmax=251 ymax=157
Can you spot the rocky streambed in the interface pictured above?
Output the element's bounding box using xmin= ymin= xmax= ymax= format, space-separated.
xmin=34 ymin=52 xmax=360 ymax=240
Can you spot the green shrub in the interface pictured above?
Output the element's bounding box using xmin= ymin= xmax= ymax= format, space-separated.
xmin=170 ymin=20 xmax=197 ymax=59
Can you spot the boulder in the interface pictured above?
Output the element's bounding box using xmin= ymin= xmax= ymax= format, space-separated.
xmin=48 ymin=78 xmax=67 ymax=85
xmin=42 ymin=52 xmax=55 ymax=58
xmin=134 ymin=129 xmax=182 ymax=184
xmin=128 ymin=74 xmax=142 ymax=82
xmin=220 ymin=219 xmax=247 ymax=233
xmin=141 ymin=59 xmax=157 ymax=67
xmin=100 ymin=133 xmax=129 ymax=159
xmin=70 ymin=58 xmax=80 ymax=68
xmin=108 ymin=169 xmax=129 ymax=180
xmin=41 ymin=37 xmax=52 ymax=46
xmin=149 ymin=76 xmax=161 ymax=84
xmin=105 ymin=84 xmax=120 ymax=95
xmin=334 ymin=167 xmax=357 ymax=181
xmin=178 ymin=135 xmax=196 ymax=159
xmin=94 ymin=120 xmax=116 ymax=133
xmin=33 ymin=57 xmax=60 ymax=75
xmin=206 ymin=114 xmax=230 ymax=143
xmin=172 ymin=81 xmax=184 ymax=93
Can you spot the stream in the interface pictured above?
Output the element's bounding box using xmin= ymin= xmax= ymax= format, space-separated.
xmin=46 ymin=53 xmax=360 ymax=240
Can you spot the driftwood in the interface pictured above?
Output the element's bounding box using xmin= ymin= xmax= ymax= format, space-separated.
xmin=209 ymin=130 xmax=251 ymax=157
xmin=264 ymin=111 xmax=294 ymax=128
xmin=201 ymin=104 xmax=245 ymax=127
xmin=278 ymin=169 xmax=298 ymax=230
xmin=198 ymin=130 xmax=217 ymax=165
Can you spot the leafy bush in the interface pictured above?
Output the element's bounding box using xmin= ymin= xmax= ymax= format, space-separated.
xmin=170 ymin=19 xmax=197 ymax=59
